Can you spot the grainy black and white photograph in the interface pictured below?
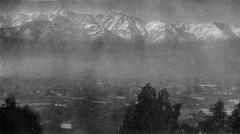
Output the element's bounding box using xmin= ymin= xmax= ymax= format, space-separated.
xmin=1 ymin=0 xmax=240 ymax=134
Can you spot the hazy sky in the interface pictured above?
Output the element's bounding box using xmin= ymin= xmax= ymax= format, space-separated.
xmin=1 ymin=0 xmax=240 ymax=24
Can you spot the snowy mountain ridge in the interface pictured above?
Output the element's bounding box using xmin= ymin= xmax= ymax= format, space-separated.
xmin=0 ymin=10 xmax=240 ymax=44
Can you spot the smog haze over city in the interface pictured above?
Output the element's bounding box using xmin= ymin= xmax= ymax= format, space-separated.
xmin=1 ymin=0 xmax=240 ymax=134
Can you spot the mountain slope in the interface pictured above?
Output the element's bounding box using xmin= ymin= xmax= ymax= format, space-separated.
xmin=0 ymin=10 xmax=240 ymax=44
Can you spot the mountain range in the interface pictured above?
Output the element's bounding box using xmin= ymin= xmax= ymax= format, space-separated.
xmin=0 ymin=10 xmax=240 ymax=44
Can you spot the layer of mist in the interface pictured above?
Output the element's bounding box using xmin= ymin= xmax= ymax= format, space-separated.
xmin=1 ymin=34 xmax=240 ymax=85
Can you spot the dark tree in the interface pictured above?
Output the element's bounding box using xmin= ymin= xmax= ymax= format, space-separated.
xmin=198 ymin=99 xmax=227 ymax=133
xmin=0 ymin=94 xmax=42 ymax=134
xmin=210 ymin=99 xmax=227 ymax=133
xmin=120 ymin=83 xmax=181 ymax=134
xmin=229 ymin=103 xmax=240 ymax=132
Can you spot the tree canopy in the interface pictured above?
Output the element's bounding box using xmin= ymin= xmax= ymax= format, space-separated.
xmin=198 ymin=99 xmax=229 ymax=133
xmin=120 ymin=83 xmax=181 ymax=134
xmin=0 ymin=94 xmax=42 ymax=134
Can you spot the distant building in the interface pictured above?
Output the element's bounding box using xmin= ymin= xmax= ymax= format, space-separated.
xmin=60 ymin=121 xmax=74 ymax=134
xmin=115 ymin=96 xmax=126 ymax=99
xmin=231 ymin=87 xmax=237 ymax=90
xmin=54 ymin=103 xmax=67 ymax=107
xmin=229 ymin=99 xmax=239 ymax=105
xmin=199 ymin=84 xmax=220 ymax=94
xmin=199 ymin=84 xmax=218 ymax=88
xmin=214 ymin=91 xmax=232 ymax=95
xmin=226 ymin=110 xmax=232 ymax=115
xmin=18 ymin=102 xmax=52 ymax=107
xmin=61 ymin=122 xmax=72 ymax=129
xmin=200 ymin=109 xmax=211 ymax=115
xmin=192 ymin=96 xmax=205 ymax=101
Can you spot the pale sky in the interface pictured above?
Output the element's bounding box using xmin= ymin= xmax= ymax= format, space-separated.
xmin=0 ymin=0 xmax=240 ymax=25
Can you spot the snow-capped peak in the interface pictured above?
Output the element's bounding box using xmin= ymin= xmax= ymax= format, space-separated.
xmin=1 ymin=10 xmax=240 ymax=44
xmin=95 ymin=12 xmax=146 ymax=40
